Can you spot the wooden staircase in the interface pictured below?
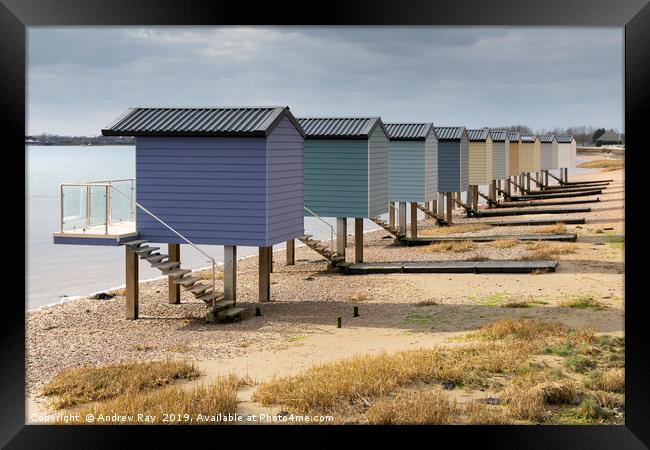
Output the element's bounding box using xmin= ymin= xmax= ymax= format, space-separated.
xmin=369 ymin=217 xmax=406 ymax=240
xmin=297 ymin=234 xmax=345 ymax=265
xmin=415 ymin=203 xmax=448 ymax=226
xmin=121 ymin=240 xmax=245 ymax=322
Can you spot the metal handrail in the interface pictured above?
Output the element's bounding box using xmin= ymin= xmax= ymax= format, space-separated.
xmin=303 ymin=206 xmax=336 ymax=255
xmin=110 ymin=184 xmax=219 ymax=308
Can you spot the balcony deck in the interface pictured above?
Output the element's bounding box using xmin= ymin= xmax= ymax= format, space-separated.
xmin=53 ymin=221 xmax=138 ymax=246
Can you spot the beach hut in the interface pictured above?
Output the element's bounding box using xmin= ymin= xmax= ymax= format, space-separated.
xmin=466 ymin=129 xmax=493 ymax=209
xmin=297 ymin=117 xmax=389 ymax=263
xmin=507 ymin=131 xmax=522 ymax=194
xmin=489 ymin=130 xmax=510 ymax=201
xmin=539 ymin=134 xmax=559 ymax=187
xmin=519 ymin=134 xmax=541 ymax=190
xmin=385 ymin=122 xmax=437 ymax=237
xmin=556 ymin=135 xmax=576 ymax=182
xmin=56 ymin=106 xmax=306 ymax=319
xmin=434 ymin=127 xmax=469 ymax=223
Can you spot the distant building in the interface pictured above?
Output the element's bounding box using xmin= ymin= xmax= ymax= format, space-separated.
xmin=25 ymin=136 xmax=40 ymax=144
xmin=596 ymin=130 xmax=622 ymax=146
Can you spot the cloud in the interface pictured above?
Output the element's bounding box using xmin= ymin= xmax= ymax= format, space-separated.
xmin=27 ymin=26 xmax=623 ymax=135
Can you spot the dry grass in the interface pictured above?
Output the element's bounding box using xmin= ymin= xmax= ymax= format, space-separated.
xmin=560 ymin=295 xmax=604 ymax=310
xmin=422 ymin=241 xmax=475 ymax=253
xmin=537 ymin=223 xmax=567 ymax=234
xmin=420 ymin=223 xmax=490 ymax=236
xmin=366 ymin=390 xmax=457 ymax=424
xmin=75 ymin=376 xmax=244 ymax=424
xmin=490 ymin=239 xmax=519 ymax=249
xmin=196 ymin=269 xmax=224 ymax=281
xmin=519 ymin=242 xmax=578 ymax=260
xmin=577 ymin=159 xmax=624 ymax=171
xmin=252 ymin=342 xmax=533 ymax=414
xmin=502 ymin=371 xmax=583 ymax=422
xmin=415 ymin=299 xmax=438 ymax=307
xmin=346 ymin=292 xmax=369 ymax=302
xmin=42 ymin=360 xmax=200 ymax=409
xmin=472 ymin=319 xmax=570 ymax=342
xmin=587 ymin=368 xmax=624 ymax=393
xmin=464 ymin=401 xmax=512 ymax=424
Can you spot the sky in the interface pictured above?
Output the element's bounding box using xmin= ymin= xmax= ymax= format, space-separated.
xmin=27 ymin=26 xmax=624 ymax=136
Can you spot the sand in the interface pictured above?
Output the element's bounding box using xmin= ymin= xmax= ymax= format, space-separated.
xmin=25 ymin=151 xmax=624 ymax=420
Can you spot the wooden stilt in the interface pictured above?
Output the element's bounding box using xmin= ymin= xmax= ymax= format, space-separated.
xmin=410 ymin=202 xmax=418 ymax=238
xmin=438 ymin=192 xmax=445 ymax=218
xmin=259 ymin=246 xmax=271 ymax=302
xmin=337 ymin=217 xmax=347 ymax=257
xmin=544 ymin=170 xmax=549 ymax=188
xmin=446 ymin=192 xmax=453 ymax=224
xmin=125 ymin=246 xmax=139 ymax=320
xmin=286 ymin=239 xmax=295 ymax=265
xmin=431 ymin=199 xmax=437 ymax=215
xmin=398 ymin=202 xmax=407 ymax=235
xmin=224 ymin=245 xmax=237 ymax=301
xmin=388 ymin=202 xmax=395 ymax=228
xmin=167 ymin=243 xmax=180 ymax=304
xmin=354 ymin=218 xmax=363 ymax=263
xmin=465 ymin=189 xmax=473 ymax=216
xmin=268 ymin=246 xmax=273 ymax=273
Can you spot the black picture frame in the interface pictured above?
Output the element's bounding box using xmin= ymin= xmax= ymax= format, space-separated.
xmin=4 ymin=0 xmax=648 ymax=447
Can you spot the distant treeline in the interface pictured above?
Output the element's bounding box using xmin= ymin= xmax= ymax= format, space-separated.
xmin=26 ymin=134 xmax=134 ymax=146
xmin=486 ymin=125 xmax=624 ymax=146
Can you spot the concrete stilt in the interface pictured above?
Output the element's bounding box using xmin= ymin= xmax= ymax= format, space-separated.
xmin=259 ymin=246 xmax=271 ymax=302
xmin=398 ymin=202 xmax=407 ymax=235
xmin=438 ymin=192 xmax=445 ymax=217
xmin=410 ymin=203 xmax=418 ymax=238
xmin=355 ymin=218 xmax=364 ymax=263
xmin=337 ymin=217 xmax=347 ymax=257
xmin=446 ymin=192 xmax=453 ymax=224
xmin=168 ymin=243 xmax=180 ymax=304
xmin=224 ymin=245 xmax=237 ymax=301
xmin=126 ymin=246 xmax=139 ymax=320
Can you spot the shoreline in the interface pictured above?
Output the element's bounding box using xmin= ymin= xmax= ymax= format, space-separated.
xmin=28 ymin=228 xmax=386 ymax=313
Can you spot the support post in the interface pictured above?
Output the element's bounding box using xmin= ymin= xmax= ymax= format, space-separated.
xmin=544 ymin=170 xmax=549 ymax=188
xmin=224 ymin=245 xmax=237 ymax=301
xmin=431 ymin=199 xmax=437 ymax=215
xmin=167 ymin=243 xmax=180 ymax=304
xmin=438 ymin=192 xmax=445 ymax=218
xmin=354 ymin=218 xmax=363 ymax=263
xmin=526 ymin=173 xmax=531 ymax=191
xmin=473 ymin=185 xmax=479 ymax=210
xmin=564 ymin=168 xmax=568 ymax=183
xmin=125 ymin=246 xmax=139 ymax=320
xmin=286 ymin=239 xmax=295 ymax=266
xmin=488 ymin=181 xmax=496 ymax=208
xmin=410 ymin=202 xmax=417 ymax=238
xmin=465 ymin=189 xmax=473 ymax=217
xmin=268 ymin=246 xmax=273 ymax=273
xmin=259 ymin=246 xmax=271 ymax=302
xmin=446 ymin=192 xmax=453 ymax=224
xmin=336 ymin=217 xmax=347 ymax=258
xmin=388 ymin=202 xmax=395 ymax=228
xmin=505 ymin=177 xmax=511 ymax=198
xmin=398 ymin=202 xmax=407 ymax=235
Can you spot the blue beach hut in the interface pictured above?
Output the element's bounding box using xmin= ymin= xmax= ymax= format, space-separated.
xmin=54 ymin=106 xmax=306 ymax=319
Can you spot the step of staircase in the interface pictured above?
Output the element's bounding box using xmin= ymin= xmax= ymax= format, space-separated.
xmin=142 ymin=253 xmax=168 ymax=262
xmin=188 ymin=283 xmax=212 ymax=295
xmin=134 ymin=246 xmax=160 ymax=255
xmin=198 ymin=291 xmax=225 ymax=303
xmin=122 ymin=240 xmax=148 ymax=248
xmin=152 ymin=261 xmax=182 ymax=271
xmin=174 ymin=276 xmax=202 ymax=287
xmin=217 ymin=307 xmax=246 ymax=322
xmin=165 ymin=268 xmax=192 ymax=278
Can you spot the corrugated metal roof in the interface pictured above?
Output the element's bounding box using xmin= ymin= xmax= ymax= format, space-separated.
xmin=507 ymin=131 xmax=521 ymax=141
xmin=435 ymin=127 xmax=465 ymax=140
xmin=466 ymin=129 xmax=490 ymax=141
xmin=384 ymin=123 xmax=434 ymax=140
xmin=520 ymin=134 xmax=538 ymax=142
xmin=538 ymin=134 xmax=555 ymax=143
xmin=490 ymin=130 xmax=508 ymax=142
xmin=101 ymin=106 xmax=305 ymax=137
xmin=556 ymin=135 xmax=574 ymax=143
xmin=297 ymin=117 xmax=386 ymax=138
